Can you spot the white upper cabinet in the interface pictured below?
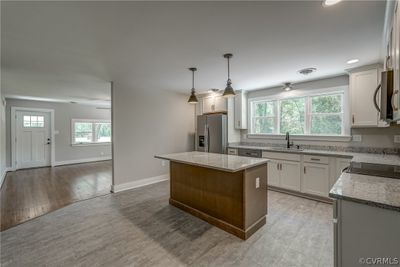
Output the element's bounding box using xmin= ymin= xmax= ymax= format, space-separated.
xmin=349 ymin=67 xmax=380 ymax=127
xmin=234 ymin=90 xmax=247 ymax=129
xmin=392 ymin=1 xmax=400 ymax=120
xmin=202 ymin=95 xmax=227 ymax=114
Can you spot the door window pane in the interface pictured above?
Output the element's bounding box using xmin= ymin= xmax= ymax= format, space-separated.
xmin=23 ymin=115 xmax=44 ymax=128
xmin=280 ymin=97 xmax=305 ymax=134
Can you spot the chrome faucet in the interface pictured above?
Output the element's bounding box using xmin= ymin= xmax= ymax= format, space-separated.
xmin=285 ymin=132 xmax=293 ymax=149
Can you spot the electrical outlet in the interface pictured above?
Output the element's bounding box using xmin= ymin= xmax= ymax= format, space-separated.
xmin=161 ymin=160 xmax=166 ymax=167
xmin=394 ymin=135 xmax=400 ymax=143
xmin=255 ymin=177 xmax=260 ymax=189
xmin=352 ymin=135 xmax=362 ymax=142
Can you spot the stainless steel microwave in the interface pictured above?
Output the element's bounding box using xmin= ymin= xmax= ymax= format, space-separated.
xmin=374 ymin=69 xmax=395 ymax=121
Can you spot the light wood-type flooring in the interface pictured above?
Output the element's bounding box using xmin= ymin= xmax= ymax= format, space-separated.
xmin=1 ymin=181 xmax=333 ymax=266
xmin=0 ymin=160 xmax=112 ymax=231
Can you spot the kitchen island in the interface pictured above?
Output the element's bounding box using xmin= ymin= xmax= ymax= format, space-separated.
xmin=155 ymin=151 xmax=269 ymax=240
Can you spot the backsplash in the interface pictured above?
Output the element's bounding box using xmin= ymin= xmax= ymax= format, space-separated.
xmin=240 ymin=125 xmax=400 ymax=152
xmin=230 ymin=142 xmax=399 ymax=155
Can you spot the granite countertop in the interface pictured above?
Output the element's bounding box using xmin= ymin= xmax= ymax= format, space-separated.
xmin=329 ymin=172 xmax=400 ymax=212
xmin=155 ymin=151 xmax=269 ymax=172
xmin=228 ymin=144 xmax=400 ymax=166
xmin=229 ymin=143 xmax=400 ymax=212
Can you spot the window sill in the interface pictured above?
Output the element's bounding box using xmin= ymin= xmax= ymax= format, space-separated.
xmin=71 ymin=142 xmax=111 ymax=147
xmin=246 ymin=134 xmax=352 ymax=142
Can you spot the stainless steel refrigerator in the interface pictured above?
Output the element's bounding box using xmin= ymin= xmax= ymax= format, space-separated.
xmin=196 ymin=114 xmax=227 ymax=154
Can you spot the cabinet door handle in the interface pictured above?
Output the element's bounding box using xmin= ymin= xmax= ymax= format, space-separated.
xmin=392 ymin=90 xmax=399 ymax=111
xmin=304 ymin=166 xmax=306 ymax=174
xmin=352 ymin=114 xmax=355 ymax=124
xmin=277 ymin=163 xmax=280 ymax=170
xmin=310 ymin=158 xmax=320 ymax=161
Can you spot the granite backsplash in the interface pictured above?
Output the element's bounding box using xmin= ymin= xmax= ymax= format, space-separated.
xmin=229 ymin=142 xmax=399 ymax=155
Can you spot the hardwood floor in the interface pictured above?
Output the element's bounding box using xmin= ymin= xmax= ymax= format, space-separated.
xmin=0 ymin=160 xmax=112 ymax=231
xmin=1 ymin=181 xmax=333 ymax=267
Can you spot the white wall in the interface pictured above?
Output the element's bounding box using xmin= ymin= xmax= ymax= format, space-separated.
xmin=242 ymin=75 xmax=400 ymax=148
xmin=5 ymin=99 xmax=111 ymax=166
xmin=0 ymin=94 xmax=7 ymax=186
xmin=112 ymin=85 xmax=195 ymax=188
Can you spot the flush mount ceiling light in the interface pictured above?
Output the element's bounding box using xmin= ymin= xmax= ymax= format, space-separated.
xmin=187 ymin=67 xmax=198 ymax=104
xmin=346 ymin=59 xmax=359 ymax=64
xmin=208 ymin=88 xmax=220 ymax=95
xmin=298 ymin=67 xmax=317 ymax=76
xmin=222 ymin=53 xmax=236 ymax=97
xmin=283 ymin=82 xmax=293 ymax=91
xmin=323 ymin=0 xmax=342 ymax=7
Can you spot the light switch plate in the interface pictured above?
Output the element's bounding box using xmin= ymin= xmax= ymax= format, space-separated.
xmin=255 ymin=177 xmax=260 ymax=188
xmin=161 ymin=160 xmax=166 ymax=167
xmin=352 ymin=135 xmax=362 ymax=142
xmin=394 ymin=135 xmax=400 ymax=143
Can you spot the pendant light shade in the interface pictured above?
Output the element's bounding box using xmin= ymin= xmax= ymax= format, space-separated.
xmin=222 ymin=53 xmax=236 ymax=97
xmin=187 ymin=67 xmax=198 ymax=104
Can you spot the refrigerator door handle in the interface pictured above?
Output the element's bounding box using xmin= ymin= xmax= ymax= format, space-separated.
xmin=207 ymin=126 xmax=210 ymax=152
xmin=204 ymin=124 xmax=208 ymax=152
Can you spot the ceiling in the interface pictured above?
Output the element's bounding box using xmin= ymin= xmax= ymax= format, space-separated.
xmin=1 ymin=1 xmax=386 ymax=104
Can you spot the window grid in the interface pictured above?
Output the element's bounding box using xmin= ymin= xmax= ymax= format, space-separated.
xmin=72 ymin=119 xmax=111 ymax=145
xmin=23 ymin=115 xmax=44 ymax=128
xmin=250 ymin=92 xmax=345 ymax=136
xmin=251 ymin=100 xmax=278 ymax=134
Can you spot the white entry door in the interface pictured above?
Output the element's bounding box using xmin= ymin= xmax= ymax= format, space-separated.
xmin=15 ymin=111 xmax=51 ymax=169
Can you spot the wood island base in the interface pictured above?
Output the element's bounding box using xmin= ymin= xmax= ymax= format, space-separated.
xmin=169 ymin=161 xmax=268 ymax=240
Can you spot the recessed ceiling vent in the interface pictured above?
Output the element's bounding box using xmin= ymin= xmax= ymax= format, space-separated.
xmin=298 ymin=68 xmax=317 ymax=76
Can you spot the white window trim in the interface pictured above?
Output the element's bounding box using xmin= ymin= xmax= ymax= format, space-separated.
xmin=247 ymin=86 xmax=350 ymax=140
xmin=71 ymin=119 xmax=111 ymax=146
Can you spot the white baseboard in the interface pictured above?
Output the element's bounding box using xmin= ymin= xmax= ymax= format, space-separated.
xmin=111 ymin=174 xmax=169 ymax=193
xmin=1 ymin=167 xmax=12 ymax=189
xmin=54 ymin=156 xmax=112 ymax=166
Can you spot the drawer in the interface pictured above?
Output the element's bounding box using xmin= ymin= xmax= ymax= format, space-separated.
xmin=262 ymin=151 xmax=301 ymax=162
xmin=303 ymin=155 xmax=329 ymax=164
xmin=238 ymin=148 xmax=261 ymax=158
xmin=227 ymin=148 xmax=238 ymax=155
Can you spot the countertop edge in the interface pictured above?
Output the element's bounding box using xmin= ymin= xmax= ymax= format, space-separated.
xmin=228 ymin=145 xmax=354 ymax=158
xmin=329 ymin=192 xmax=400 ymax=212
xmin=154 ymin=155 xmax=270 ymax=173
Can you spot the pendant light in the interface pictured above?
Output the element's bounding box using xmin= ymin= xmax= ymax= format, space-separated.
xmin=222 ymin=53 xmax=236 ymax=97
xmin=187 ymin=67 xmax=198 ymax=104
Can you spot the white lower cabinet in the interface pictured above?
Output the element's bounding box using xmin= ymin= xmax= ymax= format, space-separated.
xmin=265 ymin=152 xmax=352 ymax=199
xmin=302 ymin=163 xmax=329 ymax=197
xmin=267 ymin=160 xmax=281 ymax=187
xmin=280 ymin=160 xmax=301 ymax=191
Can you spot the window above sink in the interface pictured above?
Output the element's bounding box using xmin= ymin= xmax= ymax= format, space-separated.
xmin=248 ymin=87 xmax=350 ymax=139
